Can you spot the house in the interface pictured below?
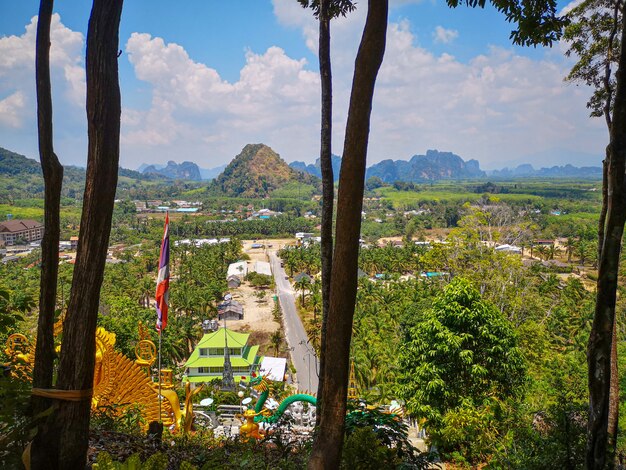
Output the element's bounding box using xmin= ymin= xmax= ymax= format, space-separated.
xmin=184 ymin=328 xmax=261 ymax=385
xmin=252 ymin=261 xmax=272 ymax=277
xmin=227 ymin=275 xmax=241 ymax=288
xmin=217 ymin=300 xmax=244 ymax=321
xmin=227 ymin=261 xmax=248 ymax=279
xmin=0 ymin=219 xmax=44 ymax=245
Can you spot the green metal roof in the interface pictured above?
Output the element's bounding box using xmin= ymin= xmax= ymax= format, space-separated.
xmin=184 ymin=328 xmax=260 ymax=369
xmin=196 ymin=327 xmax=250 ymax=349
xmin=186 ymin=374 xmax=251 ymax=383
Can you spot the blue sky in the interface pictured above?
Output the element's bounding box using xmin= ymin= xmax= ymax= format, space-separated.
xmin=0 ymin=0 xmax=606 ymax=171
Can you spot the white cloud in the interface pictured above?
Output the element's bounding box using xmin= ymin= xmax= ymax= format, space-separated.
xmin=0 ymin=92 xmax=26 ymax=127
xmin=0 ymin=14 xmax=85 ymax=164
xmin=433 ymin=26 xmax=459 ymax=44
xmin=0 ymin=7 xmax=607 ymax=170
xmin=122 ymin=33 xmax=320 ymax=167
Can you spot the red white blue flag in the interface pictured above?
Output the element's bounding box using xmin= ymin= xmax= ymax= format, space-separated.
xmin=156 ymin=213 xmax=170 ymax=331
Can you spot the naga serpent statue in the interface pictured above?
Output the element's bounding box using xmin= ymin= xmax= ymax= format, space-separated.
xmin=250 ymin=374 xmax=317 ymax=424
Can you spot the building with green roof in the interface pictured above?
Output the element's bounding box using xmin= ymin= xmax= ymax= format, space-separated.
xmin=184 ymin=327 xmax=261 ymax=384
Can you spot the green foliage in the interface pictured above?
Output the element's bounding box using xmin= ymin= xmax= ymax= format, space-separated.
xmin=564 ymin=0 xmax=621 ymax=119
xmin=446 ymin=0 xmax=567 ymax=47
xmin=93 ymin=452 xmax=173 ymax=470
xmin=397 ymin=278 xmax=526 ymax=461
xmin=91 ymin=404 xmax=147 ymax=435
xmin=245 ymin=271 xmax=273 ymax=288
xmin=0 ymin=375 xmax=34 ymax=468
xmin=341 ymin=427 xmax=399 ymax=469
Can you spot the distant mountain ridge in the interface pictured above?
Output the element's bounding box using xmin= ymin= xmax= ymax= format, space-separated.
xmin=208 ymin=143 xmax=318 ymax=198
xmin=138 ymin=161 xmax=225 ymax=180
xmin=366 ymin=150 xmax=484 ymax=181
xmin=488 ymin=163 xmax=603 ymax=178
xmin=142 ymin=160 xmax=202 ymax=181
xmin=0 ymin=146 xmax=161 ymax=182
xmin=289 ymin=155 xmax=342 ymax=182
xmin=290 ymin=149 xmax=484 ymax=182
xmin=291 ymin=149 xmax=602 ymax=182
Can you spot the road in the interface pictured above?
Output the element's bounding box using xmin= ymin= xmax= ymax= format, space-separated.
xmin=269 ymin=251 xmax=319 ymax=394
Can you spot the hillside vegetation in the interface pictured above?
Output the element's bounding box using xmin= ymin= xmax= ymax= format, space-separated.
xmin=208 ymin=144 xmax=319 ymax=198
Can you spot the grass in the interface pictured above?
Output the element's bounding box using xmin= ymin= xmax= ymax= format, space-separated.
xmin=0 ymin=202 xmax=82 ymax=221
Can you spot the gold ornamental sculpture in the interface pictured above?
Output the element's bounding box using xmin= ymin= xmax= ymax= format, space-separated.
xmin=4 ymin=323 xmax=182 ymax=431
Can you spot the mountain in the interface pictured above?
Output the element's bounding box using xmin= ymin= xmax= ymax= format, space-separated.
xmin=209 ymin=143 xmax=318 ymax=197
xmin=290 ymin=155 xmax=342 ymax=181
xmin=199 ymin=164 xmax=227 ymax=181
xmin=0 ymin=146 xmax=42 ymax=175
xmin=489 ymin=164 xmax=603 ymax=178
xmin=366 ymin=150 xmax=485 ymax=182
xmin=142 ymin=160 xmax=202 ymax=180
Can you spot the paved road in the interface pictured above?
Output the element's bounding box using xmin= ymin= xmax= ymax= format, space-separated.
xmin=269 ymin=251 xmax=319 ymax=394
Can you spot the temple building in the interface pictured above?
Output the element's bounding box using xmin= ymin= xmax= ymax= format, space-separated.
xmin=183 ymin=327 xmax=261 ymax=385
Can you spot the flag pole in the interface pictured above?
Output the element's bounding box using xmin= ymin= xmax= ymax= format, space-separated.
xmin=158 ymin=327 xmax=162 ymax=420
xmin=155 ymin=210 xmax=169 ymax=424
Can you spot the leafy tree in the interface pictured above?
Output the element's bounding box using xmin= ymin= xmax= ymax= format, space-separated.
xmin=397 ymin=278 xmax=526 ymax=461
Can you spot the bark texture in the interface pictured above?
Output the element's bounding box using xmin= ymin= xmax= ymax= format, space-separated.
xmin=308 ymin=1 xmax=387 ymax=468
xmin=31 ymin=1 xmax=64 ymax=467
xmin=316 ymin=0 xmax=333 ymax=428
xmin=587 ymin=20 xmax=626 ymax=470
xmin=33 ymin=1 xmax=124 ymax=468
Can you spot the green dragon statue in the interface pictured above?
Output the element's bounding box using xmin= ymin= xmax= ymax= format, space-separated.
xmin=250 ymin=374 xmax=316 ymax=424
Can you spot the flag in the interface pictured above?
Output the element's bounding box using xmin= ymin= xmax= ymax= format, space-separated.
xmin=156 ymin=213 xmax=170 ymax=331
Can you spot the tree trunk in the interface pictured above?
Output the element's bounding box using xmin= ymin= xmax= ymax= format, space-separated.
xmin=308 ymin=1 xmax=387 ymax=468
xmin=316 ymin=0 xmax=333 ymax=428
xmin=587 ymin=21 xmax=626 ymax=470
xmin=31 ymin=1 xmax=64 ymax=467
xmin=33 ymin=1 xmax=124 ymax=468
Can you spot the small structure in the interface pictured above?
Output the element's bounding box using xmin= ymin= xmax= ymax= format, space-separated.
xmin=184 ymin=328 xmax=261 ymax=385
xmin=258 ymin=357 xmax=287 ymax=382
xmin=227 ymin=275 xmax=242 ymax=288
xmin=227 ymin=261 xmax=248 ymax=280
xmin=495 ymin=244 xmax=522 ymax=254
xmin=0 ymin=219 xmax=44 ymax=245
xmin=218 ymin=300 xmax=244 ymax=321
xmin=70 ymin=236 xmax=79 ymax=250
xmin=252 ymin=261 xmax=272 ymax=276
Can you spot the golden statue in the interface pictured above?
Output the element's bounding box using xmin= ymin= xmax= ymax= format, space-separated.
xmin=5 ymin=325 xmax=183 ymax=431
xmin=238 ymin=408 xmax=265 ymax=440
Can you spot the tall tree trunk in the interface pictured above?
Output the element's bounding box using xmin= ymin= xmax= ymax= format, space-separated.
xmin=31 ymin=1 xmax=64 ymax=467
xmin=32 ymin=1 xmax=124 ymax=468
xmin=316 ymin=0 xmax=333 ymax=428
xmin=587 ymin=21 xmax=626 ymax=470
xmin=308 ymin=1 xmax=387 ymax=468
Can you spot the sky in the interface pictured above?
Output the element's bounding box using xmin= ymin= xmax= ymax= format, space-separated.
xmin=0 ymin=0 xmax=607 ymax=171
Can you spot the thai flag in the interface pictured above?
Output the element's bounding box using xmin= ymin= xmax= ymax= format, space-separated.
xmin=156 ymin=213 xmax=170 ymax=331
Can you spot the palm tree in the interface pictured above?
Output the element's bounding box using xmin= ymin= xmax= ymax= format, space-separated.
xmin=270 ymin=330 xmax=282 ymax=356
xmin=565 ymin=236 xmax=576 ymax=263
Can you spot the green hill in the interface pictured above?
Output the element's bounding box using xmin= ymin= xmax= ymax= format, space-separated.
xmin=208 ymin=143 xmax=319 ymax=198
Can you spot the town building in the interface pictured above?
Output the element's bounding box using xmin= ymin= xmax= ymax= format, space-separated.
xmin=184 ymin=328 xmax=261 ymax=385
xmin=217 ymin=299 xmax=244 ymax=321
xmin=227 ymin=261 xmax=248 ymax=279
xmin=0 ymin=219 xmax=44 ymax=245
